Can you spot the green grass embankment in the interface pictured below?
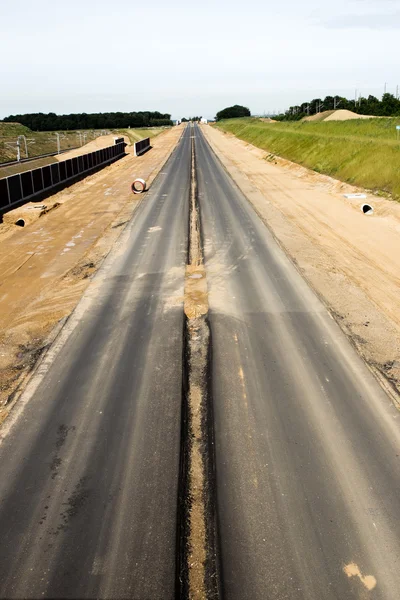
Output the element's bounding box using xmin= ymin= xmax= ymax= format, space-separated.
xmin=0 ymin=123 xmax=88 ymax=164
xmin=120 ymin=127 xmax=168 ymax=145
xmin=0 ymin=126 xmax=167 ymax=177
xmin=215 ymin=118 xmax=400 ymax=199
xmin=0 ymin=123 xmax=168 ymax=166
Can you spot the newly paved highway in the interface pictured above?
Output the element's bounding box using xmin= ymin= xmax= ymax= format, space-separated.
xmin=0 ymin=126 xmax=190 ymax=598
xmin=195 ymin=124 xmax=400 ymax=599
xmin=0 ymin=122 xmax=399 ymax=600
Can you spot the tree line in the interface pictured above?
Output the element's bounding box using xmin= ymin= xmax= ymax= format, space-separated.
xmin=276 ymin=93 xmax=400 ymax=121
xmin=216 ymin=105 xmax=250 ymax=121
xmin=2 ymin=111 xmax=173 ymax=131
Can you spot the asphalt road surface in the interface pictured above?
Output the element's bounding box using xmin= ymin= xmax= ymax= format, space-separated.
xmin=195 ymin=124 xmax=400 ymax=600
xmin=0 ymin=126 xmax=190 ymax=599
xmin=0 ymin=122 xmax=400 ymax=600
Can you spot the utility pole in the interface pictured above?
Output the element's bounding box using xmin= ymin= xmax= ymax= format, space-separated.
xmin=384 ymin=82 xmax=387 ymax=95
xmin=5 ymin=139 xmax=21 ymax=162
xmin=18 ymin=135 xmax=35 ymax=158
xmin=22 ymin=135 xmax=28 ymax=157
xmin=53 ymin=132 xmax=65 ymax=154
xmin=334 ymin=97 xmax=342 ymax=109
xmin=396 ymin=85 xmax=399 ymax=100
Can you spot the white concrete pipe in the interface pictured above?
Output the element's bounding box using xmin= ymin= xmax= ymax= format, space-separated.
xmin=361 ymin=203 xmax=374 ymax=215
xmin=131 ymin=178 xmax=146 ymax=194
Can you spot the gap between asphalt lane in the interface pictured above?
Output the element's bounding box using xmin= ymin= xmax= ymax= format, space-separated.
xmin=179 ymin=123 xmax=220 ymax=600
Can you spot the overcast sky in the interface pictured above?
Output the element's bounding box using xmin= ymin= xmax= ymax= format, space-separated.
xmin=0 ymin=0 xmax=399 ymax=119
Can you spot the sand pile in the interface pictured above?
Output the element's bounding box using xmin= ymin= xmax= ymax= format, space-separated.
xmin=324 ymin=109 xmax=376 ymax=121
xmin=302 ymin=109 xmax=377 ymax=122
xmin=302 ymin=111 xmax=334 ymax=122
xmin=56 ymin=135 xmax=129 ymax=161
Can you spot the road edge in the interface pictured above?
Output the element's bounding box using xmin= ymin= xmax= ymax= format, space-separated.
xmin=0 ymin=127 xmax=185 ymax=437
xmin=200 ymin=125 xmax=400 ymax=410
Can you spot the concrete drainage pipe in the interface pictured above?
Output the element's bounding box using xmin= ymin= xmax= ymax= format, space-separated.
xmin=131 ymin=178 xmax=146 ymax=194
xmin=361 ymin=204 xmax=374 ymax=215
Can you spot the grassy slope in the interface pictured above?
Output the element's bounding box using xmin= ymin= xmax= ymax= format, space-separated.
xmin=0 ymin=123 xmax=32 ymax=137
xmin=0 ymin=126 xmax=168 ymax=177
xmin=120 ymin=127 xmax=167 ymax=145
xmin=215 ymin=118 xmax=400 ymax=199
xmin=0 ymin=123 xmax=168 ymax=165
xmin=0 ymin=124 xmax=90 ymax=164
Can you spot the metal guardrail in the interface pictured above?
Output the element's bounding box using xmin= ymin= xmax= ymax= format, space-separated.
xmin=0 ymin=142 xmax=126 ymax=212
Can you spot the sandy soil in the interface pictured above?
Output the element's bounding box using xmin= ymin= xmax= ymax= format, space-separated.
xmin=56 ymin=134 xmax=129 ymax=160
xmin=324 ymin=109 xmax=379 ymax=121
xmin=0 ymin=126 xmax=183 ymax=416
xmin=303 ymin=109 xmax=378 ymax=122
xmin=202 ymin=124 xmax=400 ymax=403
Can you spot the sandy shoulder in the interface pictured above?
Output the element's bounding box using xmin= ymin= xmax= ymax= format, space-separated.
xmin=201 ymin=124 xmax=400 ymax=403
xmin=0 ymin=126 xmax=183 ymax=417
xmin=55 ymin=134 xmax=129 ymax=161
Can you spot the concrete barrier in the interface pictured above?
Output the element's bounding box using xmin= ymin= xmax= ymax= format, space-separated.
xmin=0 ymin=142 xmax=126 ymax=213
xmin=134 ymin=137 xmax=151 ymax=156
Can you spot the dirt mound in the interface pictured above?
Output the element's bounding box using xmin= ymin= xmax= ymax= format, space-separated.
xmin=259 ymin=118 xmax=277 ymax=123
xmin=324 ymin=109 xmax=377 ymax=121
xmin=302 ymin=111 xmax=335 ymax=122
xmin=302 ymin=109 xmax=378 ymax=123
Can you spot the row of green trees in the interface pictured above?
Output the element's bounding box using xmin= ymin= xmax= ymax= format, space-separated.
xmin=276 ymin=93 xmax=400 ymax=121
xmin=216 ymin=105 xmax=251 ymax=121
xmin=181 ymin=116 xmax=202 ymax=122
xmin=2 ymin=111 xmax=173 ymax=131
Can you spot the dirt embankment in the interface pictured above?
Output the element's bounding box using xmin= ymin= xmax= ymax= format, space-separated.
xmin=56 ymin=134 xmax=129 ymax=160
xmin=202 ymin=124 xmax=400 ymax=403
xmin=302 ymin=109 xmax=380 ymax=122
xmin=0 ymin=126 xmax=183 ymax=418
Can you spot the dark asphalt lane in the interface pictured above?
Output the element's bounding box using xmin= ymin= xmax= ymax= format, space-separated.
xmin=0 ymin=126 xmax=191 ymax=599
xmin=194 ymin=125 xmax=400 ymax=600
